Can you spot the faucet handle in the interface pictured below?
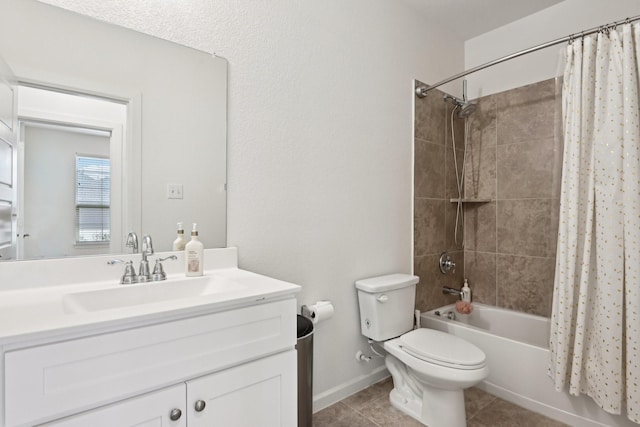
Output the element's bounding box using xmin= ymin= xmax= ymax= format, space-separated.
xmin=141 ymin=234 xmax=154 ymax=256
xmin=125 ymin=232 xmax=139 ymax=253
xmin=151 ymin=255 xmax=178 ymax=281
xmin=108 ymin=259 xmax=138 ymax=284
xmin=439 ymin=252 xmax=456 ymax=274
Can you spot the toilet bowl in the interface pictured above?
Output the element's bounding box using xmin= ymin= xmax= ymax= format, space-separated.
xmin=355 ymin=274 xmax=489 ymax=427
xmin=384 ymin=328 xmax=488 ymax=427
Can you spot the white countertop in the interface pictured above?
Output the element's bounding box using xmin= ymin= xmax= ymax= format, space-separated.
xmin=0 ymin=248 xmax=300 ymax=346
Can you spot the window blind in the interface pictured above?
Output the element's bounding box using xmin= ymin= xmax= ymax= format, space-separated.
xmin=75 ymin=155 xmax=110 ymax=243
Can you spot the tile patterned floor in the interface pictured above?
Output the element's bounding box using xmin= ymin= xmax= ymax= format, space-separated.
xmin=313 ymin=378 xmax=569 ymax=427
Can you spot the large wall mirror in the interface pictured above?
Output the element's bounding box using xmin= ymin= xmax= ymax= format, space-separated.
xmin=0 ymin=0 xmax=227 ymax=261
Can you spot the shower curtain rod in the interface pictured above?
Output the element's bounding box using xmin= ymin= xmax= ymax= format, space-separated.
xmin=417 ymin=14 xmax=640 ymax=96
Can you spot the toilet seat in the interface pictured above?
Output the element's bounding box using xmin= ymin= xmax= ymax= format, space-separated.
xmin=399 ymin=329 xmax=486 ymax=370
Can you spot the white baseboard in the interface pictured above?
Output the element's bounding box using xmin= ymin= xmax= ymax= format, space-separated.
xmin=312 ymin=366 xmax=390 ymax=413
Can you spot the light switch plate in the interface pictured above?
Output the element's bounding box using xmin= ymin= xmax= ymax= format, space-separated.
xmin=167 ymin=183 xmax=183 ymax=199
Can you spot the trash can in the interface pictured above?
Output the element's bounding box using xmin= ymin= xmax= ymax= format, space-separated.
xmin=296 ymin=314 xmax=314 ymax=427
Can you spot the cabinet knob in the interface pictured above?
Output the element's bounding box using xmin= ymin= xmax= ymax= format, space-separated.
xmin=169 ymin=408 xmax=182 ymax=421
xmin=194 ymin=399 xmax=206 ymax=412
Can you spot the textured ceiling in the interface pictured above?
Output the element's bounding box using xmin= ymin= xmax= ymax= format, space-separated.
xmin=398 ymin=0 xmax=565 ymax=40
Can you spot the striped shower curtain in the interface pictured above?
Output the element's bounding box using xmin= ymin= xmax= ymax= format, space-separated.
xmin=549 ymin=23 xmax=640 ymax=423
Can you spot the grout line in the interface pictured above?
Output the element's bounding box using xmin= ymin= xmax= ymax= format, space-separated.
xmin=494 ymin=100 xmax=499 ymax=308
xmin=463 ymin=250 xmax=555 ymax=260
xmin=414 ymin=136 xmax=444 ymax=146
xmin=414 ymin=196 xmax=449 ymax=201
xmin=348 ymin=396 xmax=386 ymax=427
xmin=495 ymin=135 xmax=556 ymax=148
xmin=466 ymin=394 xmax=499 ymax=422
xmin=494 ymin=197 xmax=560 ymax=201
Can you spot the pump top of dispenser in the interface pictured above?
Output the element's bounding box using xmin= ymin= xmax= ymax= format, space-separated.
xmin=191 ymin=223 xmax=198 ymax=237
xmin=173 ymin=222 xmax=187 ymax=251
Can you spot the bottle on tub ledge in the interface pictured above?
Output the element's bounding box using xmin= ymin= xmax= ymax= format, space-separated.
xmin=172 ymin=222 xmax=186 ymax=251
xmin=461 ymin=278 xmax=471 ymax=303
xmin=185 ymin=223 xmax=204 ymax=276
xmin=455 ymin=279 xmax=473 ymax=314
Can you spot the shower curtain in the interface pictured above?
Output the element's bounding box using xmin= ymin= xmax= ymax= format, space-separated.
xmin=550 ymin=23 xmax=640 ymax=423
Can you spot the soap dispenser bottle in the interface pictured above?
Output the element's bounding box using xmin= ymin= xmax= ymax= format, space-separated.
xmin=461 ymin=279 xmax=471 ymax=303
xmin=185 ymin=223 xmax=204 ymax=276
xmin=172 ymin=222 xmax=186 ymax=251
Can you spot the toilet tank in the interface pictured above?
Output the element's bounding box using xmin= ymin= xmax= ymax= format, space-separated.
xmin=355 ymin=274 xmax=418 ymax=341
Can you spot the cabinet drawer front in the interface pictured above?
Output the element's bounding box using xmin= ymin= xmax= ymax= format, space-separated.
xmin=5 ymin=298 xmax=295 ymax=427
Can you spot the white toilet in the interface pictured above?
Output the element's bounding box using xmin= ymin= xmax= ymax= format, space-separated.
xmin=355 ymin=274 xmax=489 ymax=427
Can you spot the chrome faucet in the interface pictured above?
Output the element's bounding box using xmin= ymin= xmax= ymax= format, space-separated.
xmin=138 ymin=234 xmax=154 ymax=282
xmin=442 ymin=286 xmax=463 ymax=299
xmin=433 ymin=310 xmax=457 ymax=320
xmin=125 ymin=232 xmax=139 ymax=253
xmin=151 ymin=255 xmax=178 ymax=281
xmin=108 ymin=259 xmax=138 ymax=284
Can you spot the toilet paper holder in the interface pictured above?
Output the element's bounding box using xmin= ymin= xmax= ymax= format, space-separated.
xmin=301 ymin=300 xmax=335 ymax=324
xmin=301 ymin=305 xmax=313 ymax=318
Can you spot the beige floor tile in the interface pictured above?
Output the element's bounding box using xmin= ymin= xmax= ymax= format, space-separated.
xmin=316 ymin=380 xmax=570 ymax=427
xmin=471 ymin=398 xmax=569 ymax=427
xmin=359 ymin=397 xmax=425 ymax=427
xmin=313 ymin=402 xmax=356 ymax=427
xmin=464 ymin=387 xmax=497 ymax=420
xmin=326 ymin=410 xmax=380 ymax=427
xmin=341 ymin=377 xmax=393 ymax=412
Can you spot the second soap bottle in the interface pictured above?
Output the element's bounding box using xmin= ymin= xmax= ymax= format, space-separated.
xmin=185 ymin=223 xmax=204 ymax=276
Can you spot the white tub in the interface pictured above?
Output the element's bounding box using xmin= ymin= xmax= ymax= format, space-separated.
xmin=422 ymin=303 xmax=636 ymax=427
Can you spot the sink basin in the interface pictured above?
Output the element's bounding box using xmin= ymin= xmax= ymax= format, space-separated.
xmin=63 ymin=276 xmax=244 ymax=314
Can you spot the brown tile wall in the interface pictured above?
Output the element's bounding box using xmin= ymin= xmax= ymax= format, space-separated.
xmin=413 ymin=78 xmax=562 ymax=317
xmin=463 ymin=78 xmax=562 ymax=317
xmin=414 ymin=82 xmax=465 ymax=311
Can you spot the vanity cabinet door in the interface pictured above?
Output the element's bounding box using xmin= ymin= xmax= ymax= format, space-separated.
xmin=186 ymin=350 xmax=297 ymax=427
xmin=39 ymin=384 xmax=186 ymax=427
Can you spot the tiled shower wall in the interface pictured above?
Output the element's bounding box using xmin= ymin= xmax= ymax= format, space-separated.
xmin=413 ymin=83 xmax=465 ymax=311
xmin=414 ymin=79 xmax=562 ymax=317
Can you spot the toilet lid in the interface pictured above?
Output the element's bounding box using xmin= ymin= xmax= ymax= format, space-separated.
xmin=399 ymin=329 xmax=486 ymax=369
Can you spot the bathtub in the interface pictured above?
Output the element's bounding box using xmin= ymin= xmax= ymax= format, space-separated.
xmin=422 ymin=303 xmax=637 ymax=427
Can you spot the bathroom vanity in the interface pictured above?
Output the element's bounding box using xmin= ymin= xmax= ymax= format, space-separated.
xmin=0 ymin=248 xmax=300 ymax=427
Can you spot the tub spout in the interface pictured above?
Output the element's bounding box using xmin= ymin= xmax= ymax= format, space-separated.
xmin=442 ymin=286 xmax=462 ymax=298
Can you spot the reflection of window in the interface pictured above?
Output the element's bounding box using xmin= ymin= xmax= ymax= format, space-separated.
xmin=75 ymin=155 xmax=110 ymax=244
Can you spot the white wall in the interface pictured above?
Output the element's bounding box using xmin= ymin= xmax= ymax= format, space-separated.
xmin=36 ymin=0 xmax=464 ymax=409
xmin=465 ymin=0 xmax=640 ymax=98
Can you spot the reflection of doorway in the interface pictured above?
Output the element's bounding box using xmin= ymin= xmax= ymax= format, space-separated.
xmin=16 ymin=86 xmax=127 ymax=259
xmin=20 ymin=123 xmax=111 ymax=259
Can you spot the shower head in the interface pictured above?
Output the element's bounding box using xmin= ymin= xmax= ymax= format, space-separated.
xmin=457 ymin=102 xmax=477 ymax=118
xmin=443 ymin=94 xmax=476 ymax=118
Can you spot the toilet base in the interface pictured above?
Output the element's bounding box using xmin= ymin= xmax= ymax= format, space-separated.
xmin=389 ymin=386 xmax=467 ymax=427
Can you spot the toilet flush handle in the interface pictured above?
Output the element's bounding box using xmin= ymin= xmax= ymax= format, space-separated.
xmin=376 ymin=294 xmax=389 ymax=303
